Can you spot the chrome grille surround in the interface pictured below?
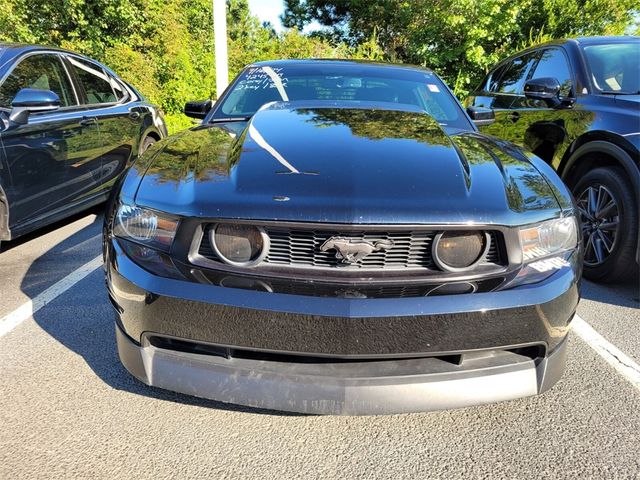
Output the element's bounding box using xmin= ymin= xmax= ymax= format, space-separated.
xmin=190 ymin=221 xmax=507 ymax=280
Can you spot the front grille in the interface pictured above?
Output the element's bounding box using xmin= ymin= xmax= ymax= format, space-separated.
xmin=266 ymin=229 xmax=436 ymax=269
xmin=197 ymin=223 xmax=504 ymax=274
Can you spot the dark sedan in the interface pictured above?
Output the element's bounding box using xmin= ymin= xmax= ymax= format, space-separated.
xmin=466 ymin=36 xmax=640 ymax=282
xmin=104 ymin=60 xmax=581 ymax=415
xmin=0 ymin=44 xmax=167 ymax=244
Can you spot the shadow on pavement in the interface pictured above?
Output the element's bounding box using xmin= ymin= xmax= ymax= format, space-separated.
xmin=580 ymin=279 xmax=640 ymax=309
xmin=0 ymin=204 xmax=105 ymax=254
xmin=23 ymin=218 xmax=300 ymax=416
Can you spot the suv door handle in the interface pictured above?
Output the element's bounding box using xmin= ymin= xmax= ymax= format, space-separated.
xmin=508 ymin=111 xmax=520 ymax=123
xmin=79 ymin=117 xmax=97 ymax=127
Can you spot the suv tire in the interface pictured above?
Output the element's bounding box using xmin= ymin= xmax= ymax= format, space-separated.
xmin=574 ymin=166 xmax=639 ymax=283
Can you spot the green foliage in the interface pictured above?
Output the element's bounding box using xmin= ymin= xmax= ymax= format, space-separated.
xmin=283 ymin=0 xmax=639 ymax=96
xmin=351 ymin=29 xmax=386 ymax=61
xmin=0 ymin=0 xmax=144 ymax=53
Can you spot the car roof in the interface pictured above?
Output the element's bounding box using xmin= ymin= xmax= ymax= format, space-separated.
xmin=0 ymin=43 xmax=121 ymax=78
xmin=0 ymin=42 xmax=74 ymax=54
xmin=573 ymin=35 xmax=640 ymax=46
xmin=249 ymin=58 xmax=434 ymax=74
xmin=478 ymin=35 xmax=639 ymax=68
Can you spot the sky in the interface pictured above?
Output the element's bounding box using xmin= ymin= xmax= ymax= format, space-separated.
xmin=247 ymin=0 xmax=322 ymax=33
xmin=247 ymin=0 xmax=287 ymax=32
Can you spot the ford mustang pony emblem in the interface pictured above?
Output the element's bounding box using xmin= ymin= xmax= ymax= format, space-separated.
xmin=320 ymin=237 xmax=394 ymax=264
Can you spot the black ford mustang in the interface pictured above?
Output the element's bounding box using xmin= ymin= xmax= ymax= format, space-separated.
xmin=104 ymin=60 xmax=581 ymax=415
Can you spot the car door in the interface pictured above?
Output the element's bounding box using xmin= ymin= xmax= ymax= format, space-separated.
xmin=0 ymin=52 xmax=104 ymax=233
xmin=473 ymin=52 xmax=539 ymax=143
xmin=508 ymin=47 xmax=593 ymax=170
xmin=64 ymin=55 xmax=141 ymax=193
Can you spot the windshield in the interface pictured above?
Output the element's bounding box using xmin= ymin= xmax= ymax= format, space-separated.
xmin=583 ymin=42 xmax=640 ymax=94
xmin=211 ymin=63 xmax=472 ymax=130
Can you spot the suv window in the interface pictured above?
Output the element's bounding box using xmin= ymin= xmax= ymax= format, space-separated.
xmin=487 ymin=66 xmax=505 ymax=92
xmin=67 ymin=56 xmax=117 ymax=105
xmin=530 ymin=48 xmax=573 ymax=97
xmin=496 ymin=53 xmax=537 ymax=94
xmin=479 ymin=64 xmax=508 ymax=93
xmin=0 ymin=54 xmax=76 ymax=108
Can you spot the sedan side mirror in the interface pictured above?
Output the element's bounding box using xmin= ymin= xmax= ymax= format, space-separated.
xmin=184 ymin=99 xmax=213 ymax=119
xmin=466 ymin=106 xmax=495 ymax=126
xmin=9 ymin=88 xmax=61 ymax=125
xmin=524 ymin=77 xmax=561 ymax=107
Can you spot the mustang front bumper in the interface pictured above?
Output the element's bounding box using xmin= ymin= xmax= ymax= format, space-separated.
xmin=106 ymin=238 xmax=579 ymax=415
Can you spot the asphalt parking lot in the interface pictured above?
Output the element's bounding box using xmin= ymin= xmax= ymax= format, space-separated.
xmin=1 ymin=208 xmax=639 ymax=479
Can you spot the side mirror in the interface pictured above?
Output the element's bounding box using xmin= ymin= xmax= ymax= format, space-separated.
xmin=184 ymin=99 xmax=213 ymax=119
xmin=524 ymin=77 xmax=561 ymax=106
xmin=467 ymin=106 xmax=495 ymax=126
xmin=9 ymin=88 xmax=60 ymax=125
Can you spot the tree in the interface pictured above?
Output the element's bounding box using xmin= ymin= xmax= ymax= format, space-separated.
xmin=0 ymin=0 xmax=144 ymax=54
xmin=282 ymin=0 xmax=640 ymax=95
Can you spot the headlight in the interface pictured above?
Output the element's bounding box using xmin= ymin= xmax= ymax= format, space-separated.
xmin=211 ymin=223 xmax=269 ymax=266
xmin=433 ymin=231 xmax=490 ymax=272
xmin=505 ymin=216 xmax=578 ymax=288
xmin=113 ymin=204 xmax=179 ymax=252
xmin=519 ymin=217 xmax=577 ymax=263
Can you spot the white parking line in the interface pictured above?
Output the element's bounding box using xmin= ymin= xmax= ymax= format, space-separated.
xmin=61 ymin=233 xmax=102 ymax=254
xmin=0 ymin=255 xmax=102 ymax=338
xmin=573 ymin=314 xmax=640 ymax=392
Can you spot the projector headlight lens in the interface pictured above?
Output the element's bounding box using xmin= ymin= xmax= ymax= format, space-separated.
xmin=433 ymin=231 xmax=489 ymax=272
xmin=114 ymin=204 xmax=178 ymax=251
xmin=211 ymin=223 xmax=268 ymax=266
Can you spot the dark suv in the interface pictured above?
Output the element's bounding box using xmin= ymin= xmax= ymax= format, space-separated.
xmin=466 ymin=36 xmax=639 ymax=282
xmin=0 ymin=44 xmax=167 ymax=244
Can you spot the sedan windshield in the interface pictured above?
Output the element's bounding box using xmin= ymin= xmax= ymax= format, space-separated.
xmin=583 ymin=42 xmax=640 ymax=94
xmin=211 ymin=63 xmax=472 ymax=129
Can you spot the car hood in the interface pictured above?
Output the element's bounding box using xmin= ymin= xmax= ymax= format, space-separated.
xmin=134 ymin=105 xmax=562 ymax=225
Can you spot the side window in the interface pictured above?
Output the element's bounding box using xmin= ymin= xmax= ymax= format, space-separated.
xmin=109 ymin=77 xmax=127 ymax=101
xmin=480 ymin=64 xmax=507 ymax=93
xmin=67 ymin=56 xmax=117 ymax=105
xmin=0 ymin=54 xmax=76 ymax=108
xmin=530 ymin=48 xmax=573 ymax=97
xmin=496 ymin=53 xmax=537 ymax=94
xmin=488 ymin=66 xmax=504 ymax=92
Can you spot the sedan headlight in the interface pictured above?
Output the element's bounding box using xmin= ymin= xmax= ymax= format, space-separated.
xmin=505 ymin=216 xmax=579 ymax=288
xmin=113 ymin=204 xmax=179 ymax=252
xmin=517 ymin=216 xmax=578 ymax=277
xmin=519 ymin=217 xmax=578 ymax=261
